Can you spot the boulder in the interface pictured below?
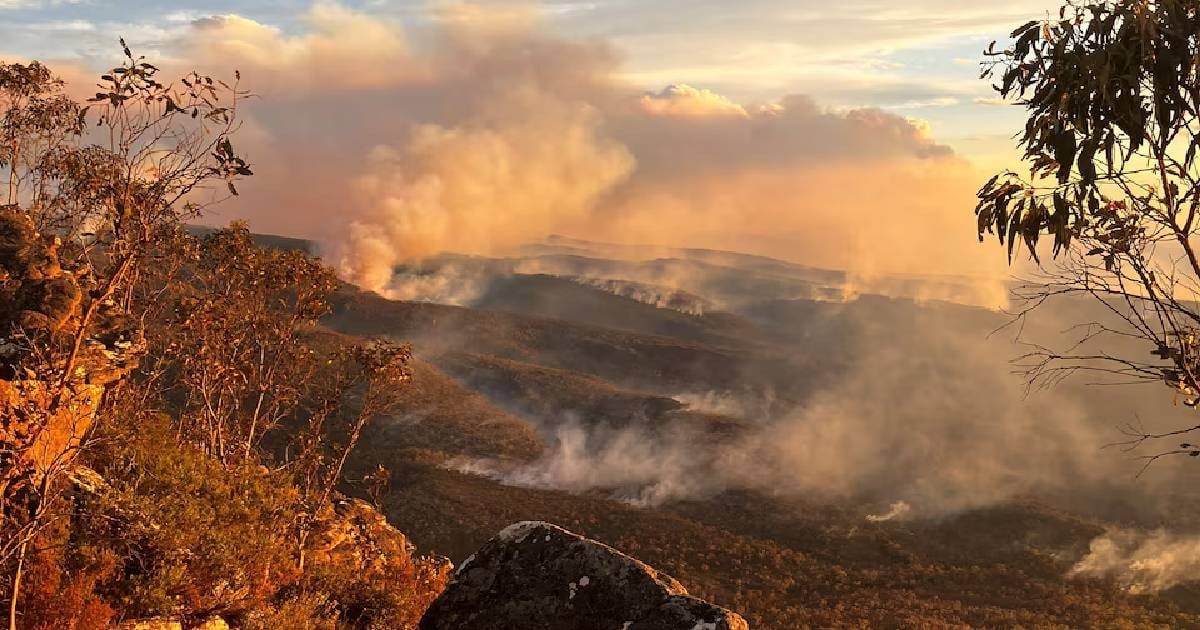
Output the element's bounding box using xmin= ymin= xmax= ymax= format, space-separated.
xmin=420 ymin=521 xmax=748 ymax=630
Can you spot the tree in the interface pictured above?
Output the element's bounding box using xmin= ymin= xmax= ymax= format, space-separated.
xmin=0 ymin=62 xmax=84 ymax=211
xmin=974 ymin=0 xmax=1200 ymax=465
xmin=0 ymin=47 xmax=438 ymax=629
xmin=289 ymin=338 xmax=412 ymax=572
xmin=152 ymin=223 xmax=339 ymax=462
xmin=140 ymin=222 xmax=414 ymax=570
xmin=0 ymin=44 xmax=251 ymax=628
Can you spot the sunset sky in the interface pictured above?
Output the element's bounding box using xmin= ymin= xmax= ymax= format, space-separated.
xmin=0 ymin=0 xmax=1061 ymax=168
xmin=0 ymin=1 xmax=1066 ymax=292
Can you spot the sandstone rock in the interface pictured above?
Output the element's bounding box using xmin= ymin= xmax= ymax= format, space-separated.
xmin=307 ymin=496 xmax=418 ymax=573
xmin=192 ymin=617 xmax=231 ymax=630
xmin=116 ymin=619 xmax=181 ymax=630
xmin=115 ymin=617 xmax=228 ymax=630
xmin=0 ymin=379 xmax=103 ymax=475
xmin=420 ymin=521 xmax=748 ymax=630
xmin=0 ymin=208 xmax=142 ymax=501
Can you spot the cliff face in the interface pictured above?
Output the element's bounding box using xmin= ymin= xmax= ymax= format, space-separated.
xmin=0 ymin=207 xmax=140 ymax=508
xmin=420 ymin=521 xmax=748 ymax=630
xmin=0 ymin=380 xmax=103 ymax=477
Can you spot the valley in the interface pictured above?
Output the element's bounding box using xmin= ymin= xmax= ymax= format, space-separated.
xmin=302 ymin=236 xmax=1200 ymax=628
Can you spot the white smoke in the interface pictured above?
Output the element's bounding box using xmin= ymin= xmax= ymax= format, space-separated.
xmin=1070 ymin=529 xmax=1200 ymax=593
xmin=866 ymin=501 xmax=913 ymax=522
xmin=573 ymin=277 xmax=712 ymax=316
xmin=93 ymin=0 xmax=1196 ymax=530
xmin=379 ymin=262 xmax=495 ymax=305
xmin=107 ymin=2 xmax=1012 ymax=297
xmin=671 ymin=391 xmax=759 ymax=419
xmin=447 ymin=292 xmax=1200 ymax=518
xmin=336 ymin=96 xmax=634 ymax=291
xmin=447 ymin=420 xmax=719 ymax=507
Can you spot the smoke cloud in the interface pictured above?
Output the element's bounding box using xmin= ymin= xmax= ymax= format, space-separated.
xmin=69 ymin=1 xmax=1010 ymax=297
xmin=446 ymin=294 xmax=1198 ymax=520
xmin=337 ymin=91 xmax=633 ymax=290
xmin=451 ymin=420 xmax=716 ymax=508
xmin=23 ymin=6 xmax=1200 ymax=581
xmin=1070 ymin=529 xmax=1200 ymax=593
xmin=33 ymin=5 xmax=1185 ymax=521
xmin=866 ymin=501 xmax=912 ymax=522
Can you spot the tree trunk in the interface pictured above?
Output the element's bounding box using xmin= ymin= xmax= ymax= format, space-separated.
xmin=7 ymin=142 xmax=19 ymax=206
xmin=9 ymin=539 xmax=26 ymax=630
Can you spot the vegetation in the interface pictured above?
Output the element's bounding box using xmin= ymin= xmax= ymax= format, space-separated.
xmin=0 ymin=50 xmax=447 ymax=628
xmin=323 ymin=269 xmax=1200 ymax=629
xmin=974 ymin=0 xmax=1200 ymax=461
xmin=377 ymin=460 xmax=1200 ymax=630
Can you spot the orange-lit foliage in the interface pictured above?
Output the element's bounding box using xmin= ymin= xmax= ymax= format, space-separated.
xmin=2 ymin=47 xmax=444 ymax=629
xmin=17 ymin=520 xmax=116 ymax=630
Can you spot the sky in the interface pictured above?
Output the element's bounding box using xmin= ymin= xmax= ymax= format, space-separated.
xmin=0 ymin=0 xmax=1067 ymax=293
xmin=0 ymin=0 xmax=1061 ymax=167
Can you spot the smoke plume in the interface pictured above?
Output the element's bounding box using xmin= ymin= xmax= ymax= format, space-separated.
xmin=451 ymin=420 xmax=716 ymax=508
xmin=66 ymin=1 xmax=1011 ymax=296
xmin=866 ymin=501 xmax=913 ymax=522
xmin=1070 ymin=529 xmax=1200 ymax=593
xmin=447 ymin=293 xmax=1198 ymax=519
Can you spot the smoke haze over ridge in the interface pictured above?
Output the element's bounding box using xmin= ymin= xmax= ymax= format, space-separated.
xmin=449 ymin=294 xmax=1200 ymax=517
xmin=8 ymin=1 xmax=1010 ymax=300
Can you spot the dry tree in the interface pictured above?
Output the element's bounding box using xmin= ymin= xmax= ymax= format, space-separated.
xmin=0 ymin=43 xmax=250 ymax=626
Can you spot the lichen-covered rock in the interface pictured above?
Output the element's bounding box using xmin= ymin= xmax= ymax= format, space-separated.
xmin=0 ymin=206 xmax=82 ymax=341
xmin=419 ymin=521 xmax=748 ymax=630
xmin=0 ymin=206 xmax=143 ymax=379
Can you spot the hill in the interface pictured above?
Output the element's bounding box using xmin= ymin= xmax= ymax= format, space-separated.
xmin=308 ymin=238 xmax=1200 ymax=628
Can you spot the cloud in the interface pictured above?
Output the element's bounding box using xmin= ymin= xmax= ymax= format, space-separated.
xmin=183 ymin=5 xmax=418 ymax=92
xmin=554 ymin=1 xmax=1063 ymax=97
xmin=0 ymin=0 xmax=82 ymax=9
xmin=638 ymin=84 xmax=748 ymax=118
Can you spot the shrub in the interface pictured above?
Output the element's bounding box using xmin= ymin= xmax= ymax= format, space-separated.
xmin=79 ymin=415 xmax=301 ymax=618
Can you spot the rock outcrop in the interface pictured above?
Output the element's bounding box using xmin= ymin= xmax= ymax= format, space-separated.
xmin=116 ymin=616 xmax=228 ymax=630
xmin=115 ymin=620 xmax=181 ymax=630
xmin=420 ymin=521 xmax=748 ymax=630
xmin=307 ymin=496 xmax=423 ymax=573
xmin=0 ymin=207 xmax=142 ymax=517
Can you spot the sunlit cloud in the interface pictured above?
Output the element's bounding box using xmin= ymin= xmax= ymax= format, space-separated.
xmin=0 ymin=0 xmax=1043 ymax=292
